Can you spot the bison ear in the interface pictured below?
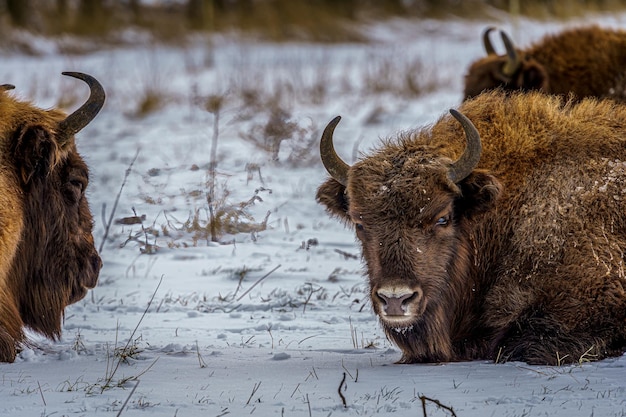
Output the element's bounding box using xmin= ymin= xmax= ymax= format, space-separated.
xmin=456 ymin=170 xmax=502 ymax=218
xmin=316 ymin=178 xmax=350 ymax=222
xmin=12 ymin=125 xmax=60 ymax=185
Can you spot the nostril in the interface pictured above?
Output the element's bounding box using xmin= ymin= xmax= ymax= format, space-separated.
xmin=92 ymin=255 xmax=103 ymax=272
xmin=377 ymin=291 xmax=419 ymax=316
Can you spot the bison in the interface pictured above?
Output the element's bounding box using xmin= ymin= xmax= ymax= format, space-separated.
xmin=463 ymin=25 xmax=626 ymax=101
xmin=0 ymin=72 xmax=104 ymax=362
xmin=317 ymin=91 xmax=626 ymax=365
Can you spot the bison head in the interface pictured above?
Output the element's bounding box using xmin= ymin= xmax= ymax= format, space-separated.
xmin=316 ymin=111 xmax=501 ymax=362
xmin=0 ymin=72 xmax=104 ymax=361
xmin=463 ymin=27 xmax=548 ymax=100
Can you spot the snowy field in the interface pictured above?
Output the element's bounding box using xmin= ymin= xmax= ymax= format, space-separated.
xmin=2 ymin=11 xmax=626 ymax=417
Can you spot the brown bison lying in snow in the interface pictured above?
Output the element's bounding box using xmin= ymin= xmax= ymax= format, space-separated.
xmin=0 ymin=72 xmax=104 ymax=362
xmin=317 ymin=91 xmax=626 ymax=365
xmin=464 ymin=26 xmax=626 ymax=101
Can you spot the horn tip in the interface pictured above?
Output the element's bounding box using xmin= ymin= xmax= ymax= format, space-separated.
xmin=325 ymin=116 xmax=342 ymax=131
xmin=499 ymin=30 xmax=514 ymax=46
xmin=62 ymin=71 xmax=82 ymax=79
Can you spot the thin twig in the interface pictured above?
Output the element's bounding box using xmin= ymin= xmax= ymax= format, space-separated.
xmin=297 ymin=334 xmax=320 ymax=345
xmin=196 ymin=340 xmax=207 ymax=368
xmin=133 ymin=357 xmax=159 ymax=380
xmin=115 ymin=380 xmax=140 ymax=417
xmin=102 ymin=275 xmax=163 ymax=392
xmin=134 ymin=207 xmax=157 ymax=255
xmin=334 ymin=248 xmax=358 ymax=260
xmin=236 ymin=264 xmax=281 ymax=301
xmin=245 ymin=381 xmax=262 ymax=405
xmin=302 ymin=283 xmax=323 ymax=314
xmin=341 ymin=359 xmax=354 ymax=380
xmin=338 ymin=372 xmax=347 ymax=408
xmin=37 ymin=380 xmax=46 ymax=406
xmin=208 ymin=100 xmax=221 ymax=242
xmin=420 ymin=395 xmax=457 ymax=417
xmin=306 ymin=393 xmax=312 ymax=417
xmin=100 ymin=149 xmax=140 ymax=253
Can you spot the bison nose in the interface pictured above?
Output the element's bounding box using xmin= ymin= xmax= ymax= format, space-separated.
xmin=93 ymin=254 xmax=103 ymax=272
xmin=83 ymin=254 xmax=102 ymax=289
xmin=376 ymin=288 xmax=422 ymax=316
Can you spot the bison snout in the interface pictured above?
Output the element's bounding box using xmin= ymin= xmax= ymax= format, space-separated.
xmin=92 ymin=254 xmax=103 ymax=273
xmin=85 ymin=253 xmax=102 ymax=289
xmin=375 ymin=287 xmax=423 ymax=317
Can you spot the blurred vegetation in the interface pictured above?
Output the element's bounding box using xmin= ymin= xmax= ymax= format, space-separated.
xmin=1 ymin=0 xmax=626 ymax=42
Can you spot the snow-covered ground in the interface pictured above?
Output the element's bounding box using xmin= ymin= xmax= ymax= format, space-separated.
xmin=2 ymin=12 xmax=626 ymax=417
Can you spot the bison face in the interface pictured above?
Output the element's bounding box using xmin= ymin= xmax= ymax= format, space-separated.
xmin=316 ymin=112 xmax=501 ymax=362
xmin=463 ymin=27 xmax=548 ymax=100
xmin=57 ymin=149 xmax=102 ymax=305
xmin=8 ymin=73 xmax=104 ymax=340
xmin=463 ymin=55 xmax=549 ymax=100
xmin=463 ymin=56 xmax=518 ymax=99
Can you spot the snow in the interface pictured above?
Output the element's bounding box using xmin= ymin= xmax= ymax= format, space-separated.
xmin=2 ymin=12 xmax=626 ymax=417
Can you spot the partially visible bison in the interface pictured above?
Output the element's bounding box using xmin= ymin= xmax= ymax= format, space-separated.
xmin=0 ymin=72 xmax=104 ymax=362
xmin=464 ymin=26 xmax=626 ymax=101
xmin=317 ymin=91 xmax=626 ymax=365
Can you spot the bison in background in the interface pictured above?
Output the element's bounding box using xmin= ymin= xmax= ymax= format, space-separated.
xmin=0 ymin=72 xmax=104 ymax=362
xmin=464 ymin=26 xmax=626 ymax=101
xmin=317 ymin=91 xmax=626 ymax=365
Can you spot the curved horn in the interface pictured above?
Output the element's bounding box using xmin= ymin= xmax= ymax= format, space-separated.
xmin=500 ymin=31 xmax=521 ymax=76
xmin=448 ymin=109 xmax=482 ymax=183
xmin=58 ymin=72 xmax=105 ymax=142
xmin=320 ymin=116 xmax=349 ymax=186
xmin=1 ymin=84 xmax=15 ymax=91
xmin=482 ymin=26 xmax=497 ymax=55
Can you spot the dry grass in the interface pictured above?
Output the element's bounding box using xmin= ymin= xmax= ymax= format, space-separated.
xmin=132 ymin=89 xmax=169 ymax=118
xmin=149 ymin=186 xmax=272 ymax=248
xmin=362 ymin=53 xmax=442 ymax=98
xmin=5 ymin=1 xmax=626 ymax=46
xmin=513 ymin=0 xmax=626 ymax=20
xmin=239 ymin=107 xmax=319 ymax=166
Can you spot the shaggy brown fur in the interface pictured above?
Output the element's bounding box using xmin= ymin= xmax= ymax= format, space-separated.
xmin=0 ymin=73 xmax=103 ymax=362
xmin=464 ymin=26 xmax=626 ymax=101
xmin=317 ymin=91 xmax=626 ymax=365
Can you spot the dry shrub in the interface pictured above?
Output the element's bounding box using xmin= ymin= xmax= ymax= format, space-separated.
xmin=127 ymin=55 xmax=172 ymax=118
xmin=363 ymin=54 xmax=442 ymax=98
xmin=132 ymin=89 xmax=169 ymax=118
xmin=160 ymin=186 xmax=272 ymax=247
xmin=240 ymin=107 xmax=318 ymax=166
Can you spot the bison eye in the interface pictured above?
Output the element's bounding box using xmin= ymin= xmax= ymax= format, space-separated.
xmin=354 ymin=223 xmax=368 ymax=239
xmin=66 ymin=178 xmax=86 ymax=204
xmin=435 ymin=216 xmax=449 ymax=227
xmin=70 ymin=179 xmax=84 ymax=193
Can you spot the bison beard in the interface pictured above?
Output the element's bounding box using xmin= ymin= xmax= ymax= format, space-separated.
xmin=0 ymin=73 xmax=103 ymax=362
xmin=317 ymin=90 xmax=626 ymax=365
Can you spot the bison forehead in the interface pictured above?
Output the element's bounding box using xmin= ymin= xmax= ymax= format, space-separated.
xmin=348 ymin=153 xmax=459 ymax=217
